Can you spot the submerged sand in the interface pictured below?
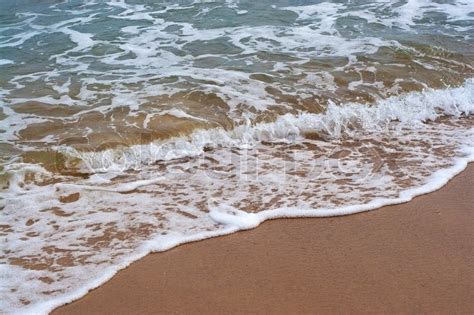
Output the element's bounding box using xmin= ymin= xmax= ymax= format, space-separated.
xmin=54 ymin=164 xmax=474 ymax=314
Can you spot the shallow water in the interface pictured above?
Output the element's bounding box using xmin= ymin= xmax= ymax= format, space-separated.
xmin=1 ymin=1 xmax=473 ymax=313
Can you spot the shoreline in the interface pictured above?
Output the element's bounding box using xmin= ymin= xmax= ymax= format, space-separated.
xmin=54 ymin=163 xmax=474 ymax=314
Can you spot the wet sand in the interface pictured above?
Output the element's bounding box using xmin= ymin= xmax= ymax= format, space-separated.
xmin=54 ymin=164 xmax=474 ymax=315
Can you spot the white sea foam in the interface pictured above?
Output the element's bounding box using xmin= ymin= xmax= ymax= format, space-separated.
xmin=0 ymin=59 xmax=14 ymax=65
xmin=2 ymin=81 xmax=474 ymax=314
xmin=1 ymin=0 xmax=472 ymax=150
xmin=284 ymin=0 xmax=474 ymax=30
xmin=4 ymin=133 xmax=474 ymax=315
xmin=60 ymin=79 xmax=474 ymax=173
xmin=159 ymin=108 xmax=209 ymax=122
xmin=61 ymin=28 xmax=95 ymax=52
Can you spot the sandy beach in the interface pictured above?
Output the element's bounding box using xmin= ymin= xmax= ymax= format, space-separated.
xmin=53 ymin=163 xmax=474 ymax=314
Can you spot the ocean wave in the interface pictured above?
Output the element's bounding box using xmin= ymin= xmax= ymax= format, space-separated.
xmin=59 ymin=79 xmax=474 ymax=173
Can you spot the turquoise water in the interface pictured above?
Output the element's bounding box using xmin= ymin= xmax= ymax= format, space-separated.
xmin=0 ymin=1 xmax=472 ymax=153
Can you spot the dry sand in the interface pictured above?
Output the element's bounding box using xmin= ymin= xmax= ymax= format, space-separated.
xmin=54 ymin=164 xmax=474 ymax=315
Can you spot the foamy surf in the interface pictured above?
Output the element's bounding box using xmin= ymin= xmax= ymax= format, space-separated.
xmin=58 ymin=79 xmax=474 ymax=173
xmin=3 ymin=131 xmax=474 ymax=315
xmin=1 ymin=0 xmax=474 ymax=313
xmin=2 ymin=83 xmax=474 ymax=314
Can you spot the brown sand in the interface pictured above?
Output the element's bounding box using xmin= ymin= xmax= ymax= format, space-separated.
xmin=54 ymin=164 xmax=474 ymax=315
